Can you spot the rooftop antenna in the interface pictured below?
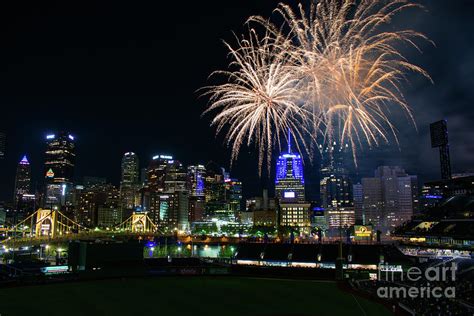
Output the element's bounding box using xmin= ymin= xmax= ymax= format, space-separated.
xmin=288 ymin=128 xmax=292 ymax=154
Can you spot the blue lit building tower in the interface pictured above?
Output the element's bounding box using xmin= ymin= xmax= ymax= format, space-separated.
xmin=275 ymin=132 xmax=305 ymax=203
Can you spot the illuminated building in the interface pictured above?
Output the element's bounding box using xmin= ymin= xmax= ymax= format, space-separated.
xmin=275 ymin=132 xmax=309 ymax=229
xmin=430 ymin=120 xmax=451 ymax=180
xmin=120 ymin=152 xmax=140 ymax=217
xmin=44 ymin=132 xmax=76 ymax=207
xmin=187 ymin=165 xmax=206 ymax=223
xmin=361 ymin=166 xmax=418 ymax=233
xmin=144 ymin=154 xmax=172 ymax=224
xmin=44 ymin=132 xmax=75 ymax=183
xmin=74 ymin=182 xmax=121 ymax=227
xmin=0 ymin=131 xmax=5 ymax=159
xmin=204 ymin=161 xmax=226 ymax=203
xmin=144 ymin=155 xmax=189 ymax=231
xmin=275 ymin=132 xmax=305 ymax=203
xmin=13 ymin=155 xmax=31 ymax=208
xmin=353 ymin=183 xmax=364 ymax=224
xmin=325 ymin=207 xmax=355 ymax=229
xmin=279 ymin=203 xmax=311 ymax=228
xmin=203 ymin=163 xmax=237 ymax=222
xmin=319 ymin=142 xmax=353 ymax=209
xmin=188 ymin=197 xmax=205 ymax=223
xmin=147 ymin=154 xmax=173 ymax=192
xmin=320 ymin=175 xmax=353 ymax=208
xmin=164 ymin=160 xmax=189 ymax=231
xmin=97 ymin=186 xmax=122 ymax=228
xmin=311 ymin=206 xmax=327 ymax=230
xmin=187 ymin=165 xmax=206 ymax=197
xmin=226 ymin=178 xmax=242 ymax=215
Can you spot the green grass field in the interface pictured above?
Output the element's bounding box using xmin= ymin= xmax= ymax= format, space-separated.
xmin=0 ymin=277 xmax=391 ymax=316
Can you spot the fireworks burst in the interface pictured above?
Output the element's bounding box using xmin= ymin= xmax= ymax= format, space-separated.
xmin=204 ymin=0 xmax=431 ymax=170
xmin=202 ymin=29 xmax=311 ymax=174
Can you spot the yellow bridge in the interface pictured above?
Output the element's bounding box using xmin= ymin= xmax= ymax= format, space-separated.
xmin=2 ymin=209 xmax=160 ymax=243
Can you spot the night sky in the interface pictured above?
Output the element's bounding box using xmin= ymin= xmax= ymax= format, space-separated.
xmin=0 ymin=0 xmax=473 ymax=201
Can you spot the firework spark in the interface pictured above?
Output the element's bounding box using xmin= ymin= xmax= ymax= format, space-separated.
xmin=251 ymin=0 xmax=431 ymax=161
xmin=202 ymin=29 xmax=311 ymax=174
xmin=204 ymin=0 xmax=430 ymax=171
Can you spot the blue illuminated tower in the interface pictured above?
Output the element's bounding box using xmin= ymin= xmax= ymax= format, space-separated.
xmin=275 ymin=131 xmax=305 ymax=203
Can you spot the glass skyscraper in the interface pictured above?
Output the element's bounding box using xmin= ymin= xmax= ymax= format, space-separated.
xmin=44 ymin=132 xmax=75 ymax=184
xmin=44 ymin=132 xmax=76 ymax=207
xmin=187 ymin=165 xmax=206 ymax=197
xmin=120 ymin=152 xmax=140 ymax=213
xmin=319 ymin=142 xmax=353 ymax=208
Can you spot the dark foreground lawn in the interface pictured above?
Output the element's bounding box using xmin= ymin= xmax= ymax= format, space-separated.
xmin=0 ymin=277 xmax=391 ymax=316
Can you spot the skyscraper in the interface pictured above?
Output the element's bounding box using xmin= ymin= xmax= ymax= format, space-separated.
xmin=362 ymin=166 xmax=417 ymax=233
xmin=275 ymin=132 xmax=310 ymax=230
xmin=74 ymin=182 xmax=121 ymax=227
xmin=319 ymin=142 xmax=353 ymax=208
xmin=120 ymin=152 xmax=140 ymax=214
xmin=13 ymin=155 xmax=31 ymax=207
xmin=164 ymin=160 xmax=189 ymax=231
xmin=143 ymin=155 xmax=172 ymax=224
xmin=0 ymin=132 xmax=5 ymax=159
xmin=44 ymin=132 xmax=76 ymax=184
xmin=187 ymin=165 xmax=206 ymax=197
xmin=44 ymin=132 xmax=76 ymax=207
xmin=275 ymin=132 xmax=305 ymax=203
xmin=202 ymin=163 xmax=239 ymax=222
xmin=187 ymin=165 xmax=206 ymax=223
xmin=144 ymin=155 xmax=189 ymax=231
xmin=353 ymin=183 xmax=364 ymax=224
xmin=319 ymin=142 xmax=355 ymax=233
xmin=147 ymin=155 xmax=173 ymax=192
xmin=226 ymin=178 xmax=242 ymax=215
xmin=430 ymin=120 xmax=452 ymax=180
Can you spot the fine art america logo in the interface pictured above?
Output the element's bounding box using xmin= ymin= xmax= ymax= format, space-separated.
xmin=377 ymin=263 xmax=456 ymax=299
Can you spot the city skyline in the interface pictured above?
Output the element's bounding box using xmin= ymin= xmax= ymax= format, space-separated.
xmin=0 ymin=3 xmax=473 ymax=315
xmin=0 ymin=1 xmax=474 ymax=201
